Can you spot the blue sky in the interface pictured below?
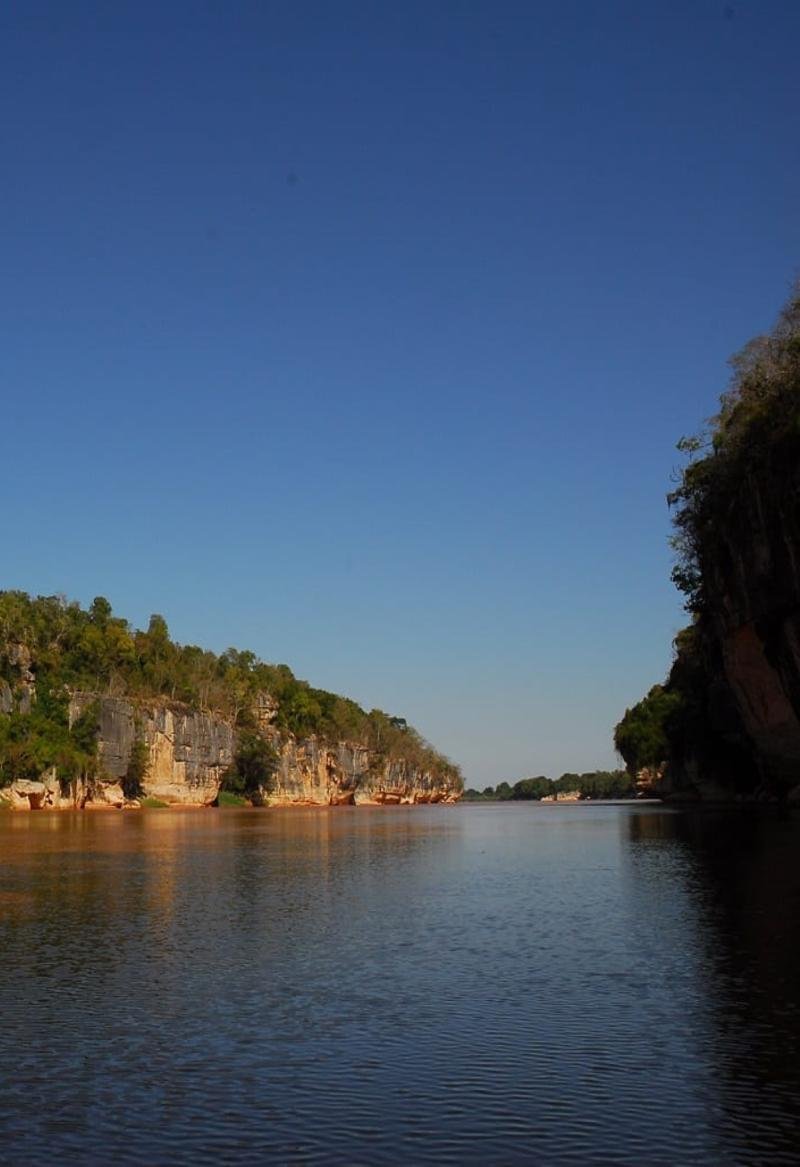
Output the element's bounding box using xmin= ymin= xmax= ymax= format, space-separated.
xmin=2 ymin=1 xmax=799 ymax=784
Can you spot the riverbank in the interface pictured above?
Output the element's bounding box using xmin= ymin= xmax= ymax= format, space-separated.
xmin=0 ymin=778 xmax=460 ymax=812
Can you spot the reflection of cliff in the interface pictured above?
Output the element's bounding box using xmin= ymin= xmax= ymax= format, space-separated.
xmin=625 ymin=809 xmax=800 ymax=1151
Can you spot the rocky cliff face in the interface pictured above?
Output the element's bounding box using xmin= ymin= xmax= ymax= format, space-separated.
xmin=655 ymin=450 xmax=800 ymax=802
xmin=701 ymin=469 xmax=800 ymax=790
xmin=1 ymin=693 xmax=459 ymax=809
xmin=2 ymin=695 xmax=235 ymax=809
xmin=76 ymin=693 xmax=236 ymax=805
xmin=267 ymin=739 xmax=460 ymax=806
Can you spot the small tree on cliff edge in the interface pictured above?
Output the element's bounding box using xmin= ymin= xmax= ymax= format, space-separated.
xmin=222 ymin=732 xmax=279 ymax=798
xmin=123 ymin=737 xmax=149 ymax=800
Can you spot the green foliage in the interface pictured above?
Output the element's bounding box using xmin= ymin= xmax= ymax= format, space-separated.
xmin=221 ymin=731 xmax=279 ymax=796
xmin=618 ymin=624 xmax=752 ymax=789
xmin=568 ymin=770 xmax=635 ymax=799
xmin=464 ymin=771 xmax=633 ymax=801
xmin=512 ymin=775 xmax=552 ymax=800
xmin=669 ymin=285 xmax=800 ymax=612
xmin=140 ymin=797 xmax=168 ymax=809
xmin=0 ymin=687 xmax=99 ymax=790
xmin=613 ymin=684 xmax=685 ymax=775
xmin=461 ymin=783 xmax=512 ymax=801
xmin=70 ymin=702 xmax=100 ymax=756
xmin=217 ymin=790 xmax=247 ymax=807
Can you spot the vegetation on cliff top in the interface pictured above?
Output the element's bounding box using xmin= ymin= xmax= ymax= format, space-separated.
xmin=615 ymin=283 xmax=800 ymax=786
xmin=0 ymin=590 xmax=461 ymax=790
xmin=668 ymin=284 xmax=800 ymax=614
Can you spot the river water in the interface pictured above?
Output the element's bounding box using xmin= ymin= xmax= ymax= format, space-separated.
xmin=0 ymin=803 xmax=798 ymax=1165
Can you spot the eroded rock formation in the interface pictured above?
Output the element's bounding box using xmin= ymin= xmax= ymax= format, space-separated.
xmin=69 ymin=693 xmax=235 ymax=806
xmin=1 ymin=692 xmax=459 ymax=809
xmin=267 ymin=739 xmax=459 ymax=806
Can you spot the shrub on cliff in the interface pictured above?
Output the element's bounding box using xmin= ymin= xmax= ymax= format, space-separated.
xmin=221 ymin=732 xmax=279 ymax=798
xmin=123 ymin=737 xmax=149 ymax=800
xmin=0 ymin=688 xmax=99 ymax=790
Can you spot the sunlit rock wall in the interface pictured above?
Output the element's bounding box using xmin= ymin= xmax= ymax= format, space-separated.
xmin=1 ymin=692 xmax=459 ymax=809
xmin=264 ymin=739 xmax=459 ymax=806
xmin=69 ymin=694 xmax=235 ymax=807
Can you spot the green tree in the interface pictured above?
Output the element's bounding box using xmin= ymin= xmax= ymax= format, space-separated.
xmin=123 ymin=737 xmax=149 ymax=800
xmin=614 ymin=685 xmax=683 ymax=775
xmin=89 ymin=596 xmax=113 ymax=626
xmin=511 ymin=775 xmax=551 ymax=800
xmin=70 ymin=701 xmax=100 ymax=756
xmin=222 ymin=731 xmax=279 ymax=798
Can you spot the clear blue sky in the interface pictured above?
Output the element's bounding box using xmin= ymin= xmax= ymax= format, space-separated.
xmin=2 ymin=1 xmax=799 ymax=785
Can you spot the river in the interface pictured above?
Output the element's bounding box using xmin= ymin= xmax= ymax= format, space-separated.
xmin=1 ymin=803 xmax=798 ymax=1165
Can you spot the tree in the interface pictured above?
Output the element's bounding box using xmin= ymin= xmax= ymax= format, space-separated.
xmin=89 ymin=596 xmax=113 ymax=626
xmin=70 ymin=701 xmax=100 ymax=757
xmin=123 ymin=737 xmax=149 ymax=800
xmin=614 ymin=685 xmax=683 ymax=775
xmin=511 ymin=776 xmax=551 ymax=800
xmin=222 ymin=732 xmax=278 ymax=798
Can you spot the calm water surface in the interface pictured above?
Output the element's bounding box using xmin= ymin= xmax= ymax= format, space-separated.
xmin=1 ymin=803 xmax=799 ymax=1165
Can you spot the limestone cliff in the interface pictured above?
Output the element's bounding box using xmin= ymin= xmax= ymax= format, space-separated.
xmin=266 ymin=738 xmax=460 ymax=806
xmin=0 ymin=591 xmax=461 ymax=810
xmin=1 ymin=693 xmax=459 ymax=809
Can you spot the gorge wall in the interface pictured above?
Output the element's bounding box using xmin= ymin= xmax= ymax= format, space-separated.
xmin=2 ymin=692 xmax=460 ymax=810
xmin=658 ymin=457 xmax=800 ymax=802
xmin=617 ymin=288 xmax=800 ymax=803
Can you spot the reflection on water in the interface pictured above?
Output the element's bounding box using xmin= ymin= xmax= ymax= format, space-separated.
xmin=0 ymin=804 xmax=798 ymax=1165
xmin=627 ymin=809 xmax=800 ymax=1161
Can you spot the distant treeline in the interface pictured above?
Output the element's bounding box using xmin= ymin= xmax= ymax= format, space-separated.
xmin=463 ymin=770 xmax=635 ymax=802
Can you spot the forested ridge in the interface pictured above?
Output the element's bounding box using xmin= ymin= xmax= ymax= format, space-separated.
xmin=0 ymin=590 xmax=461 ymax=792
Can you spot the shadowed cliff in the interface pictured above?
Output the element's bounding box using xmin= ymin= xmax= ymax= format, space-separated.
xmin=616 ymin=285 xmax=800 ymax=802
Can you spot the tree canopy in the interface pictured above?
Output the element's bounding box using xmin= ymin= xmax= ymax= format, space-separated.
xmin=668 ymin=284 xmax=800 ymax=613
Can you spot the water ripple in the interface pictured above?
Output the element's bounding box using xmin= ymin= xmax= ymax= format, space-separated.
xmin=0 ymin=805 xmax=799 ymax=1164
